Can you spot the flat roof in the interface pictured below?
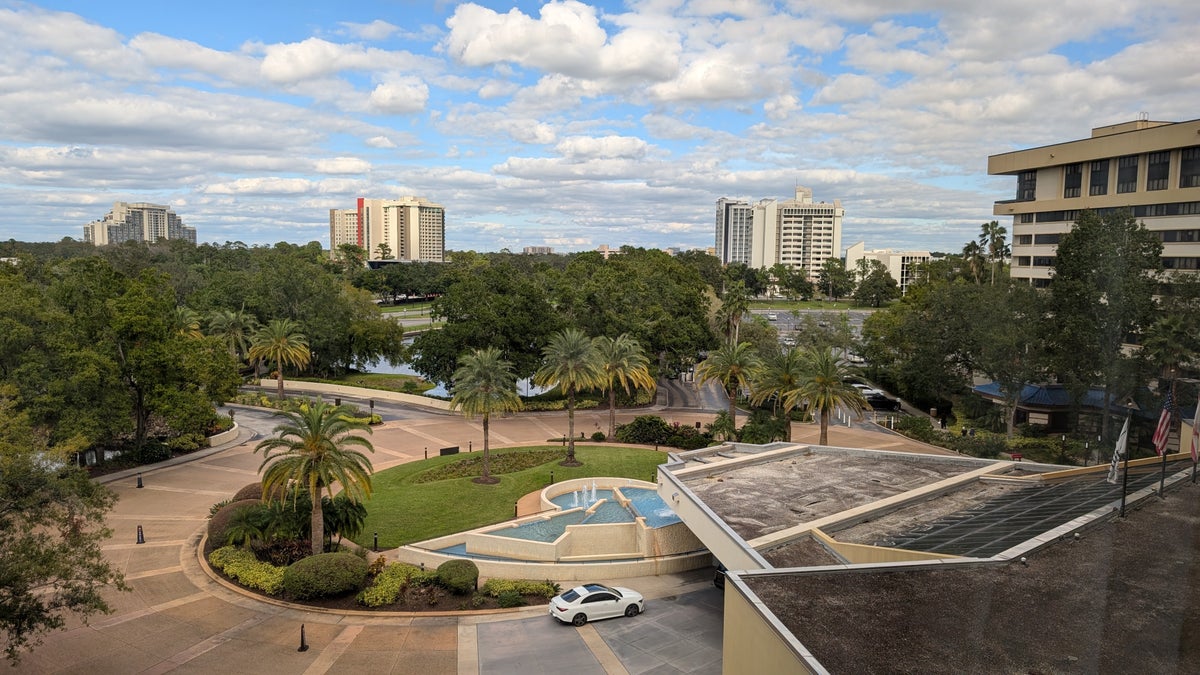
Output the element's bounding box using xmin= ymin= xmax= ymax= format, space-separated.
xmin=744 ymin=480 xmax=1200 ymax=673
xmin=682 ymin=452 xmax=976 ymax=541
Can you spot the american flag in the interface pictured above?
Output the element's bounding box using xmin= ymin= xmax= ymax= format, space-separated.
xmin=1190 ymin=395 xmax=1200 ymax=463
xmin=1152 ymin=389 xmax=1174 ymax=457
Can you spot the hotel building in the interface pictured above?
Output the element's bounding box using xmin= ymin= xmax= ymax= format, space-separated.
xmin=989 ymin=117 xmax=1200 ymax=286
xmin=329 ymin=197 xmax=445 ymax=263
xmin=715 ymin=187 xmax=844 ymax=280
xmin=843 ymin=242 xmax=931 ymax=295
xmin=84 ymin=202 xmax=196 ymax=246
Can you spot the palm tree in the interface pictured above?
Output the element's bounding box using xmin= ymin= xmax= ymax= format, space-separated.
xmin=172 ymin=306 xmax=204 ymax=339
xmin=750 ymin=347 xmax=807 ymax=442
xmin=254 ymin=399 xmax=375 ymax=556
xmin=449 ymin=347 xmax=523 ymax=483
xmin=248 ymin=318 xmax=311 ymax=400
xmin=208 ymin=309 xmax=260 ymax=362
xmin=534 ymin=328 xmax=605 ymax=466
xmin=593 ymin=334 xmax=656 ymax=440
xmin=783 ymin=347 xmax=867 ymax=446
xmin=979 ymin=221 xmax=1010 ymax=285
xmin=961 ymin=240 xmax=986 ymax=284
xmin=716 ymin=282 xmax=751 ymax=341
xmin=696 ymin=341 xmax=762 ymax=429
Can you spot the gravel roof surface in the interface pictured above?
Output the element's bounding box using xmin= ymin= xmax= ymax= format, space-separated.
xmin=744 ymin=481 xmax=1200 ymax=674
xmin=684 ymin=453 xmax=972 ymax=540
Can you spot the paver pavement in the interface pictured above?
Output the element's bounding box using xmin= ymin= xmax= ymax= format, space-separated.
xmin=8 ymin=386 xmax=944 ymax=674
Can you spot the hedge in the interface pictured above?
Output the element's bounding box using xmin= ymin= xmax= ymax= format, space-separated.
xmin=437 ymin=559 xmax=479 ymax=595
xmin=282 ymin=552 xmax=369 ymax=600
xmin=208 ymin=499 xmax=264 ymax=546
xmin=209 ymin=546 xmax=285 ymax=595
xmin=480 ymin=578 xmax=560 ymax=599
xmin=357 ymin=562 xmax=437 ymax=607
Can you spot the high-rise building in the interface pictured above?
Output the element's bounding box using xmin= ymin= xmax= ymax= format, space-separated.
xmin=989 ymin=117 xmax=1200 ymax=286
xmin=844 ymin=242 xmax=931 ymax=295
xmin=334 ymin=197 xmax=445 ymax=263
xmin=715 ymin=187 xmax=844 ymax=280
xmin=715 ymin=198 xmax=754 ymax=266
xmin=84 ymin=202 xmax=196 ymax=246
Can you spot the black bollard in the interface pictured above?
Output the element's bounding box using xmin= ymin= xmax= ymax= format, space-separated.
xmin=373 ymin=532 xmax=378 ymax=552
xmin=469 ymin=441 xmax=472 ymax=453
xmin=424 ymin=448 xmax=428 ymax=459
xmin=136 ymin=473 xmax=144 ymax=489
xmin=298 ymin=624 xmax=309 ymax=652
xmin=514 ymin=501 xmax=518 ymax=517
xmin=136 ymin=525 xmax=145 ymax=545
xmin=550 ymin=471 xmax=554 ymax=485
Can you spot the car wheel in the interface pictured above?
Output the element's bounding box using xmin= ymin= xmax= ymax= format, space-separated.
xmin=572 ymin=613 xmax=587 ymax=627
xmin=624 ymin=605 xmax=640 ymax=617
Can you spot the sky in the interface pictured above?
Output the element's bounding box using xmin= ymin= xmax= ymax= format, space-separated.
xmin=1 ymin=1 xmax=1198 ymax=255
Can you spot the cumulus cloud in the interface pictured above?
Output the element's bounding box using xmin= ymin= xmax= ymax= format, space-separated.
xmin=368 ymin=78 xmax=430 ymax=113
xmin=555 ymin=136 xmax=649 ymax=160
xmin=314 ymin=157 xmax=371 ymax=174
xmin=339 ymin=19 xmax=399 ymax=41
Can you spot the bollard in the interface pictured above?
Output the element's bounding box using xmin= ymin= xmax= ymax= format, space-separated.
xmin=469 ymin=441 xmax=473 ymax=453
xmin=514 ymin=501 xmax=518 ymax=517
xmin=550 ymin=471 xmax=554 ymax=485
xmin=424 ymin=449 xmax=428 ymax=460
xmin=136 ymin=473 xmax=144 ymax=489
xmin=369 ymin=400 xmax=375 ymax=413
xmin=298 ymin=624 xmax=309 ymax=652
xmin=136 ymin=525 xmax=145 ymax=545
xmin=335 ymin=397 xmax=341 ymax=406
xmin=373 ymin=532 xmax=378 ymax=552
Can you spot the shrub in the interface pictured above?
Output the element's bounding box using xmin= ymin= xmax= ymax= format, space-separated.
xmin=497 ymin=591 xmax=525 ymax=608
xmin=367 ymin=555 xmax=389 ymax=578
xmin=208 ymin=498 xmax=232 ymax=518
xmin=437 ymin=559 xmax=479 ymax=595
xmin=591 ymin=431 xmax=606 ymax=442
xmin=480 ymin=578 xmax=560 ymax=599
xmin=356 ymin=562 xmax=434 ymax=607
xmin=232 ymin=482 xmax=264 ymax=501
xmin=208 ymin=499 xmax=264 ymax=545
xmin=208 ymin=546 xmax=285 ymax=595
xmin=282 ymin=552 xmax=369 ymax=600
xmin=895 ymin=416 xmax=936 ymax=442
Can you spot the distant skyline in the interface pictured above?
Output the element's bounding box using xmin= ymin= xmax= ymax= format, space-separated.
xmin=1 ymin=1 xmax=1197 ymax=254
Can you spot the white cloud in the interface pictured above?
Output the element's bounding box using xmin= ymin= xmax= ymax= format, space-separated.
xmin=339 ymin=19 xmax=399 ymax=41
xmin=556 ymin=136 xmax=649 ymax=160
xmin=314 ymin=157 xmax=371 ymax=174
xmin=368 ymin=78 xmax=430 ymax=113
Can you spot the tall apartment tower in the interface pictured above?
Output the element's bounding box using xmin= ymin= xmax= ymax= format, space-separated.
xmin=329 ymin=208 xmax=362 ymax=252
xmin=989 ymin=117 xmax=1200 ymax=285
xmin=84 ymin=202 xmax=196 ymax=246
xmin=716 ymin=187 xmax=844 ymax=280
xmin=716 ymin=198 xmax=754 ymax=265
xmin=337 ymin=197 xmax=446 ymax=263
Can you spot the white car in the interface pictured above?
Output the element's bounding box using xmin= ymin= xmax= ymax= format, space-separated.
xmin=549 ymin=583 xmax=644 ymax=626
xmin=767 ymin=313 xmax=778 ymax=321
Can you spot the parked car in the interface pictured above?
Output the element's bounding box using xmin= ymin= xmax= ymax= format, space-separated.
xmin=549 ymin=583 xmax=644 ymax=626
xmin=767 ymin=312 xmax=779 ymax=321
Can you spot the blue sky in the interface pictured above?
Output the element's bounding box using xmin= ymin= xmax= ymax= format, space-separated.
xmin=1 ymin=1 xmax=1198 ymax=254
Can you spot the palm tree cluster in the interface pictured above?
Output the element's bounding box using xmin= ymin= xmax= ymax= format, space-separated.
xmin=450 ymin=329 xmax=656 ymax=474
xmin=697 ymin=343 xmax=868 ymax=445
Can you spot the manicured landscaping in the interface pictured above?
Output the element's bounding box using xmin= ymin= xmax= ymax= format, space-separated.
xmin=355 ymin=445 xmax=667 ymax=548
xmin=293 ymin=372 xmax=436 ymax=394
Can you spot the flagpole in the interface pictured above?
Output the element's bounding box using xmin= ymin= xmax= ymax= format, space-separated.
xmin=1120 ymin=403 xmax=1134 ymax=519
xmin=1159 ymin=376 xmax=1177 ymax=499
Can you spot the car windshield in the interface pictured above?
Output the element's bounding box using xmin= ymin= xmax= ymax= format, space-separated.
xmin=560 ymin=589 xmax=580 ymax=602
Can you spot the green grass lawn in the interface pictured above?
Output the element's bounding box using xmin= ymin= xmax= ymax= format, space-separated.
xmin=379 ymin=302 xmax=433 ymax=315
xmin=294 ymin=372 xmax=435 ymax=394
xmin=356 ymin=445 xmax=666 ymax=549
xmin=748 ymin=299 xmax=857 ymax=311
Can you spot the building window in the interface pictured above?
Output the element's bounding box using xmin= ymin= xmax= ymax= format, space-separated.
xmin=1015 ymin=256 xmax=1031 ymax=266
xmin=1017 ymin=171 xmax=1036 ymax=201
xmin=1147 ymin=151 xmax=1170 ymax=191
xmin=1034 ymin=234 xmax=1061 ymax=245
xmin=1014 ymin=235 xmax=1033 ymax=245
xmin=1032 ymin=256 xmax=1055 ymax=267
xmin=1181 ymin=147 xmax=1200 ymax=188
xmin=1089 ymin=160 xmax=1110 ymax=196
xmin=1063 ymin=164 xmax=1082 ymax=198
xmin=1117 ymin=155 xmax=1138 ymax=193
xmin=1019 ymin=214 xmax=1034 ymax=223
xmin=1163 ymin=257 xmax=1200 ymax=270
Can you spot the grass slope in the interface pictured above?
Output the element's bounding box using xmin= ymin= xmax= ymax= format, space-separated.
xmin=357 ymin=445 xmax=665 ymax=549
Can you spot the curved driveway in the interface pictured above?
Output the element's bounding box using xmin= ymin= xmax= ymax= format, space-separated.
xmin=11 ymin=398 xmax=726 ymax=675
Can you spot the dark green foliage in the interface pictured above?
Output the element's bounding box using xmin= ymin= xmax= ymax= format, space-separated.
xmin=591 ymin=431 xmax=606 ymax=442
xmin=281 ymin=552 xmax=369 ymax=600
xmin=615 ymin=415 xmax=713 ymax=450
xmin=895 ymin=416 xmax=936 ymax=442
xmin=208 ymin=499 xmax=263 ymax=547
xmin=436 ymin=559 xmax=479 ymax=595
xmin=413 ymin=449 xmax=564 ymax=483
xmin=497 ymin=591 xmax=525 ymax=608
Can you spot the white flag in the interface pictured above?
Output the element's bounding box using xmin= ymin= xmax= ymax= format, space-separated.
xmin=1107 ymin=416 xmax=1130 ymax=485
xmin=1190 ymin=396 xmax=1200 ymax=463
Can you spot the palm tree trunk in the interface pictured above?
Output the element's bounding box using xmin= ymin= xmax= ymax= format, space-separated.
xmin=608 ymin=389 xmax=617 ymax=440
xmin=482 ymin=413 xmax=491 ymax=480
xmin=276 ymin=359 xmax=286 ymax=400
xmin=311 ymin=485 xmax=324 ymax=556
xmin=728 ymin=384 xmax=738 ymax=427
xmin=566 ymin=386 xmax=577 ymax=463
xmin=819 ymin=408 xmax=830 ymax=445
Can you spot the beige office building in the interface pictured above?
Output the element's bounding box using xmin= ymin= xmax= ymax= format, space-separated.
xmin=335 ymin=197 xmax=445 ymax=263
xmin=990 ymin=117 xmax=1200 ymax=285
xmin=84 ymin=202 xmax=196 ymax=246
xmin=844 ymin=242 xmax=930 ymax=295
xmin=716 ymin=187 xmax=843 ymax=280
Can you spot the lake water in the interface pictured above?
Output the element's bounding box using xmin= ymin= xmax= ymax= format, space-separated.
xmin=366 ymin=356 xmax=547 ymax=399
